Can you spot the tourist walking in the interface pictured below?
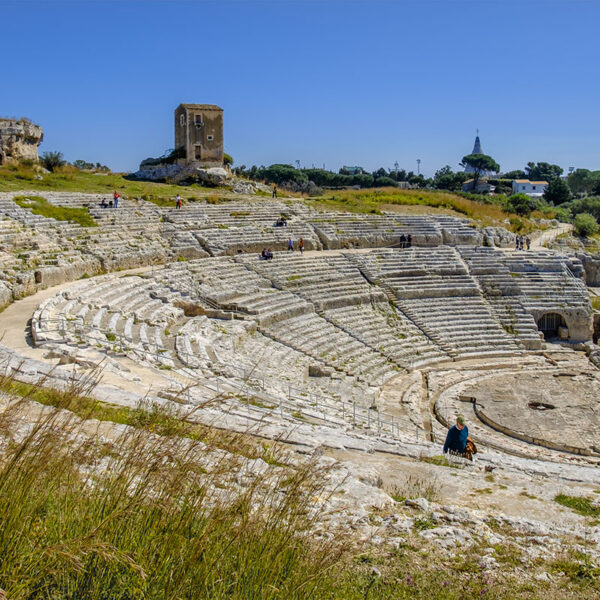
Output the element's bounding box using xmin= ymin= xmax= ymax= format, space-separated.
xmin=526 ymin=236 xmax=531 ymax=250
xmin=407 ymin=234 xmax=412 ymax=248
xmin=288 ymin=238 xmax=294 ymax=251
xmin=299 ymin=238 xmax=304 ymax=253
xmin=176 ymin=194 xmax=182 ymax=209
xmin=113 ymin=191 xmax=119 ymax=209
xmin=272 ymin=185 xmax=278 ymax=199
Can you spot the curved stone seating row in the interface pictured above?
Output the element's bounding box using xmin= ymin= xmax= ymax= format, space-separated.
xmin=323 ymin=304 xmax=449 ymax=368
xmin=349 ymin=246 xmax=468 ymax=279
xmin=195 ymin=223 xmax=321 ymax=256
xmin=262 ymin=312 xmax=398 ymax=383
xmin=486 ymin=297 xmax=544 ymax=350
xmin=309 ymin=214 xmax=482 ymax=249
xmin=31 ymin=275 xmax=186 ymax=368
xmin=398 ymin=296 xmax=522 ymax=359
xmin=240 ymin=253 xmax=386 ymax=309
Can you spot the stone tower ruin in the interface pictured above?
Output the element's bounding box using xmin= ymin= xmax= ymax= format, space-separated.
xmin=0 ymin=118 xmax=44 ymax=165
xmin=174 ymin=104 xmax=223 ymax=166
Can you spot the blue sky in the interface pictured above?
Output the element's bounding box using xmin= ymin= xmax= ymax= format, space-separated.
xmin=2 ymin=0 xmax=599 ymax=176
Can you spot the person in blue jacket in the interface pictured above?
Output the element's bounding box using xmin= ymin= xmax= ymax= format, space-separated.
xmin=443 ymin=414 xmax=468 ymax=456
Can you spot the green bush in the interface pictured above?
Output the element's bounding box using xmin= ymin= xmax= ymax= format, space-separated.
xmin=374 ymin=176 xmax=398 ymax=188
xmin=574 ymin=213 xmax=599 ymax=238
xmin=41 ymin=151 xmax=66 ymax=172
xmin=507 ymin=193 xmax=537 ymax=216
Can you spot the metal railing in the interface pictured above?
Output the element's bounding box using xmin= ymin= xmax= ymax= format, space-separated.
xmin=32 ymin=316 xmax=428 ymax=442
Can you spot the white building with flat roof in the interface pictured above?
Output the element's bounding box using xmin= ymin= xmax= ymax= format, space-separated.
xmin=512 ymin=179 xmax=548 ymax=197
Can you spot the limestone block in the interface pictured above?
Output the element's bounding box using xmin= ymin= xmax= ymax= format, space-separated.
xmin=0 ymin=118 xmax=43 ymax=163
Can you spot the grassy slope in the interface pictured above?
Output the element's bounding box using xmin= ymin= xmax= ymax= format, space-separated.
xmin=0 ymin=164 xmax=219 ymax=199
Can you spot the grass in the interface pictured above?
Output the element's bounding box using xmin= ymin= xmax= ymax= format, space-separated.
xmin=388 ymin=473 xmax=440 ymax=503
xmin=419 ymin=454 xmax=460 ymax=469
xmin=554 ymin=494 xmax=600 ymax=517
xmin=0 ymin=385 xmax=343 ymax=599
xmin=591 ymin=296 xmax=600 ymax=311
xmin=13 ymin=194 xmax=97 ymax=227
xmin=309 ymin=187 xmax=551 ymax=233
xmin=0 ymin=163 xmax=220 ymax=197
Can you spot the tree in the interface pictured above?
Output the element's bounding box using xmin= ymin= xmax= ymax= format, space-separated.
xmin=567 ymin=168 xmax=600 ymax=195
xmin=375 ymin=176 xmax=397 ymax=188
xmin=459 ymin=154 xmax=500 ymax=186
xmin=508 ymin=194 xmax=538 ymax=216
xmin=502 ymin=170 xmax=526 ymax=180
xmin=544 ymin=177 xmax=571 ymax=205
xmin=223 ymin=153 xmax=234 ymax=166
xmin=525 ymin=162 xmax=563 ymax=181
xmin=41 ymin=151 xmax=66 ymax=172
xmin=73 ymin=159 xmax=94 ymax=170
xmin=432 ymin=165 xmax=469 ymax=191
xmin=594 ymin=179 xmax=600 ymax=197
xmin=574 ymin=213 xmax=599 ymax=238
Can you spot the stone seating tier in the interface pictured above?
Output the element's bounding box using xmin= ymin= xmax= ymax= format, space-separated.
xmin=262 ymin=312 xmax=396 ymax=382
xmin=398 ymin=296 xmax=522 ymax=359
xmin=323 ymin=304 xmax=449 ymax=368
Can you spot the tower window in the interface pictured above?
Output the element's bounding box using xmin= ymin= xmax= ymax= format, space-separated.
xmin=180 ymin=114 xmax=185 ymax=127
xmin=207 ymin=135 xmax=214 ymax=141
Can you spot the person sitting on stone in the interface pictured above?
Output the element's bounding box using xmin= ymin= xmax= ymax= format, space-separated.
xmin=260 ymin=248 xmax=267 ymax=260
xmin=281 ymin=215 xmax=287 ymax=227
xmin=265 ymin=248 xmax=273 ymax=260
xmin=443 ymin=415 xmax=469 ymax=457
xmin=100 ymin=199 xmax=107 ymax=208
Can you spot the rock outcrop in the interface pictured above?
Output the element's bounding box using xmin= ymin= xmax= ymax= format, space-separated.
xmin=0 ymin=118 xmax=43 ymax=164
xmin=129 ymin=162 xmax=232 ymax=186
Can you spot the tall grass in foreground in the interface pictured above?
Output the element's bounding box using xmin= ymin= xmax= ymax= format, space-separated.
xmin=0 ymin=376 xmax=344 ymax=600
xmin=0 ymin=373 xmax=598 ymax=599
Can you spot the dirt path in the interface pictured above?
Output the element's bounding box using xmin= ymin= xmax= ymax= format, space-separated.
xmin=530 ymin=222 xmax=573 ymax=249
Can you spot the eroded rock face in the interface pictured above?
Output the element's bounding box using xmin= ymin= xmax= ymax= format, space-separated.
xmin=0 ymin=118 xmax=43 ymax=164
xmin=130 ymin=162 xmax=232 ymax=186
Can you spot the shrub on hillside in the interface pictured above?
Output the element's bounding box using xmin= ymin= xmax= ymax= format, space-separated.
xmin=507 ymin=193 xmax=538 ymax=216
xmin=574 ymin=212 xmax=599 ymax=237
xmin=568 ymin=196 xmax=600 ymax=222
xmin=41 ymin=151 xmax=66 ymax=172
xmin=374 ymin=176 xmax=398 ymax=188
